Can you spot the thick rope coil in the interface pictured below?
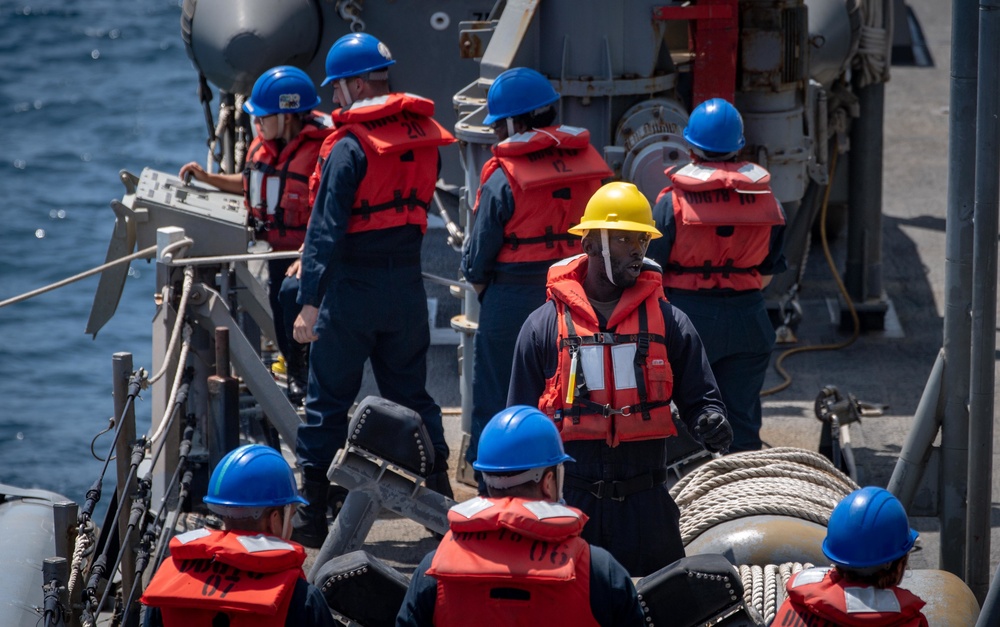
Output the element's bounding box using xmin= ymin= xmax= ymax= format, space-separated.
xmin=855 ymin=0 xmax=892 ymax=87
xmin=67 ymin=519 xmax=97 ymax=602
xmin=775 ymin=561 xmax=806 ymax=614
xmin=749 ymin=565 xmax=764 ymax=617
xmin=740 ymin=566 xmax=754 ymax=611
xmin=763 ymin=564 xmax=779 ymax=623
xmin=671 ymin=448 xmax=856 ymax=500
xmin=672 ymin=460 xmax=855 ymax=507
xmin=234 ymin=92 xmax=248 ymax=167
xmin=212 ymin=102 xmax=232 ymax=162
xmin=739 ymin=562 xmax=814 ymax=625
xmin=670 ymin=448 xmax=859 ymax=545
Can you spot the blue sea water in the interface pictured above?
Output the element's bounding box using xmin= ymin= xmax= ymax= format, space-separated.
xmin=0 ymin=0 xmax=204 ymax=503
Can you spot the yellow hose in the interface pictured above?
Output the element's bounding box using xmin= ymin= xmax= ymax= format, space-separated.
xmin=761 ymin=147 xmax=860 ymax=397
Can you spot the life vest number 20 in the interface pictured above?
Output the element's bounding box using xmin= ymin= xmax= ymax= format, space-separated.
xmin=400 ymin=110 xmax=427 ymax=140
xmin=551 ymin=159 xmax=573 ymax=173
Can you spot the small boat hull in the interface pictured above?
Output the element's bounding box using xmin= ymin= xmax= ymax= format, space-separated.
xmin=0 ymin=484 xmax=71 ymax=627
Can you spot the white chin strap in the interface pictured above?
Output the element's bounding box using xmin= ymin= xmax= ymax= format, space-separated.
xmin=281 ymin=503 xmax=294 ymax=540
xmin=506 ymin=117 xmax=515 ymax=136
xmin=338 ymin=79 xmax=353 ymax=107
xmin=600 ymin=229 xmax=616 ymax=286
xmin=276 ymin=114 xmax=285 ymax=138
xmin=556 ymin=464 xmax=566 ymax=504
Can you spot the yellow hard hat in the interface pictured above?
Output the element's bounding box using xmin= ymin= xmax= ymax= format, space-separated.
xmin=568 ymin=182 xmax=662 ymax=238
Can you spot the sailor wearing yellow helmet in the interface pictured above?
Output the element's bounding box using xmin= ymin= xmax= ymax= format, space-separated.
xmin=507 ymin=181 xmax=731 ymax=576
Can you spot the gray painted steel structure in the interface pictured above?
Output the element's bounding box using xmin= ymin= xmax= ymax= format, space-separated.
xmin=966 ymin=0 xmax=1000 ymax=600
xmin=938 ymin=0 xmax=977 ymax=585
xmin=308 ymin=446 xmax=454 ymax=583
xmin=888 ymin=0 xmax=999 ymax=604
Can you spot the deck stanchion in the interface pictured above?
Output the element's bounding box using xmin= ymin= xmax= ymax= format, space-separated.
xmin=939 ymin=0 xmax=979 ymax=581
xmin=966 ymin=0 xmax=1000 ymax=602
xmin=112 ymin=352 xmax=140 ymax=627
xmin=207 ymin=326 xmax=239 ymax=469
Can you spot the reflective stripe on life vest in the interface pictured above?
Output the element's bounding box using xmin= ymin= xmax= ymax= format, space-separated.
xmin=243 ymin=112 xmax=331 ymax=250
xmin=140 ymin=528 xmax=306 ymax=627
xmin=539 ymin=255 xmax=676 ymax=446
xmin=310 ymin=93 xmax=456 ymax=235
xmin=427 ymin=496 xmax=600 ymax=627
xmin=477 ymin=126 xmax=611 ymax=264
xmin=772 ymin=567 xmax=929 ymax=627
xmin=664 ymin=161 xmax=784 ymax=291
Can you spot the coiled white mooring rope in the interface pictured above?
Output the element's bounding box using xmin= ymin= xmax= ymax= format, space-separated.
xmin=670 ymin=448 xmax=859 ymax=546
xmin=740 ymin=561 xmax=815 ymax=625
xmin=670 ymin=448 xmax=859 ymax=624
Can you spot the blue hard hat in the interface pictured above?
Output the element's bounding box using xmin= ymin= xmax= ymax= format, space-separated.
xmin=823 ymin=487 xmax=918 ymax=569
xmin=483 ymin=67 xmax=560 ymax=125
xmin=243 ymin=66 xmax=321 ymax=117
xmin=683 ymin=98 xmax=746 ymax=154
xmin=322 ymin=33 xmax=395 ymax=86
xmin=203 ymin=444 xmax=307 ymax=509
xmin=474 ymin=406 xmax=574 ymax=473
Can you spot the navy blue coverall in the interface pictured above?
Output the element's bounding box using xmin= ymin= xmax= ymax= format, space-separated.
xmin=507 ymin=297 xmax=725 ymax=576
xmin=271 ymin=260 xmax=300 ymax=359
xmin=460 ymin=168 xmax=556 ymax=469
xmin=277 ymin=271 xmax=302 ymax=358
xmin=648 ymin=194 xmax=786 ymax=452
xmin=296 ymin=134 xmax=448 ymax=474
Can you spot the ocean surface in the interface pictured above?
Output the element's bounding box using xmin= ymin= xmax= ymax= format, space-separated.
xmin=0 ymin=0 xmax=205 ymax=506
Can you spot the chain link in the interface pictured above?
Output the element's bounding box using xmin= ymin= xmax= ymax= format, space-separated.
xmin=336 ymin=0 xmax=365 ymax=32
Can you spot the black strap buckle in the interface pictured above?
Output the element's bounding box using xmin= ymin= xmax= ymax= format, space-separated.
xmin=587 ymin=480 xmax=626 ymax=502
xmin=599 ymin=404 xmax=631 ymax=417
xmin=568 ymin=469 xmax=668 ymax=502
xmin=592 ymin=332 xmax=612 ymax=344
xmin=250 ymin=216 xmax=271 ymax=233
xmin=636 ymin=333 xmax=650 ymax=354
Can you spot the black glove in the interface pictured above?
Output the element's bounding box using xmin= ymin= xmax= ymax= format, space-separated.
xmin=694 ymin=412 xmax=733 ymax=454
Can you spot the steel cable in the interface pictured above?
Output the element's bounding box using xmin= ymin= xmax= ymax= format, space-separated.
xmin=148 ymin=325 xmax=193 ymax=445
xmin=0 ymin=245 xmax=156 ymax=309
xmin=147 ymin=263 xmax=194 ymax=385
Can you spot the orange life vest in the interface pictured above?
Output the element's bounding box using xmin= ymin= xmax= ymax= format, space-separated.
xmin=475 ymin=126 xmax=612 ymax=263
xmin=772 ymin=567 xmax=929 ymax=627
xmin=426 ymin=496 xmax=600 ymax=627
xmin=140 ymin=528 xmax=306 ymax=627
xmin=242 ymin=112 xmax=332 ymax=250
xmin=538 ymin=255 xmax=676 ymax=446
xmin=309 ymin=93 xmax=455 ymax=235
xmin=663 ymin=161 xmax=785 ymax=291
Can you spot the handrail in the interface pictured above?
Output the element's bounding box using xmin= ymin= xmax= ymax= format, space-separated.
xmin=0 ymin=245 xmax=157 ymax=309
